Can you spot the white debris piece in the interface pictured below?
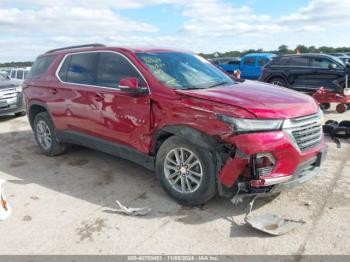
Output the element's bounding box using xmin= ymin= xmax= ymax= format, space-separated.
xmin=244 ymin=195 xmax=305 ymax=236
xmin=0 ymin=179 xmax=11 ymax=220
xmin=114 ymin=200 xmax=151 ymax=216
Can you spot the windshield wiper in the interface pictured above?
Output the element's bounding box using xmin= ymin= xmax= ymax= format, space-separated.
xmin=207 ymin=81 xmax=230 ymax=88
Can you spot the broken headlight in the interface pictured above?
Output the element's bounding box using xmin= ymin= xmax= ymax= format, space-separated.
xmin=218 ymin=115 xmax=283 ymax=133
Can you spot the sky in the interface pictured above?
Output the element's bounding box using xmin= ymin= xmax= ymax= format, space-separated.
xmin=1 ymin=0 xmax=350 ymax=62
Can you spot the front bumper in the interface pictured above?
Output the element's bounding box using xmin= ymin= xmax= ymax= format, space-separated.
xmin=0 ymin=92 xmax=25 ymax=116
xmin=219 ymin=129 xmax=327 ymax=194
xmin=269 ymin=146 xmax=327 ymax=194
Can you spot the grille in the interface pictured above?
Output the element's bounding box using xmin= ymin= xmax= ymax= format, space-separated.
xmin=257 ymin=166 xmax=274 ymax=176
xmin=0 ymin=88 xmax=17 ymax=100
xmin=284 ymin=112 xmax=323 ymax=152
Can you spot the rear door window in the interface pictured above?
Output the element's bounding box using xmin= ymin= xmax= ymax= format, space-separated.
xmin=243 ymin=57 xmax=256 ymax=66
xmin=27 ymin=55 xmax=56 ymax=79
xmin=16 ymin=69 xmax=24 ymax=80
xmin=66 ymin=53 xmax=98 ymax=85
xmin=271 ymin=57 xmax=290 ymax=66
xmin=96 ymin=52 xmax=146 ymax=88
xmin=289 ymin=56 xmax=310 ymax=66
xmin=10 ymin=70 xmax=16 ymax=78
xmin=258 ymin=57 xmax=269 ymax=66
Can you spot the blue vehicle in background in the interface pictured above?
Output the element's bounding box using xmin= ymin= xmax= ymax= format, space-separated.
xmin=212 ymin=53 xmax=276 ymax=80
xmin=211 ymin=57 xmax=240 ymax=73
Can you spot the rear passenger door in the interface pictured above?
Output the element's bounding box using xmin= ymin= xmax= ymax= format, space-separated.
xmin=286 ymin=56 xmax=313 ymax=93
xmin=57 ymin=52 xmax=100 ymax=135
xmin=92 ymin=52 xmax=151 ymax=153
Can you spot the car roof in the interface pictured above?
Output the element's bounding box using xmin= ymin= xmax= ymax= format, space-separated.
xmin=42 ymin=44 xmax=192 ymax=56
xmin=211 ymin=56 xmax=240 ymax=61
xmin=278 ymin=53 xmax=337 ymax=59
xmin=242 ymin=53 xmax=276 ymax=58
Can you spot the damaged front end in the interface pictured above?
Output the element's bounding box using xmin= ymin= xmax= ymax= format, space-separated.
xmin=216 ymin=111 xmax=327 ymax=200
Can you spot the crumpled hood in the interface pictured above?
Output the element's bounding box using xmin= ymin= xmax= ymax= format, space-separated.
xmin=175 ymin=80 xmax=319 ymax=119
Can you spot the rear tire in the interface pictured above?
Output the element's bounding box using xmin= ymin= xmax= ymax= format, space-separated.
xmin=269 ymin=77 xmax=287 ymax=87
xmin=33 ymin=112 xmax=67 ymax=156
xmin=156 ymin=136 xmax=217 ymax=206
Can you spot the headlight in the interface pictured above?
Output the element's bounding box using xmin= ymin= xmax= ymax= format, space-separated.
xmin=218 ymin=115 xmax=283 ymax=133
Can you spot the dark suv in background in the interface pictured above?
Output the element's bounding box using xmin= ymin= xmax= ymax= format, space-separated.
xmin=259 ymin=54 xmax=350 ymax=94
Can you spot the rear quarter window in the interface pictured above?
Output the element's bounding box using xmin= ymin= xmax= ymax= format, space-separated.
xmin=27 ymin=55 xmax=56 ymax=79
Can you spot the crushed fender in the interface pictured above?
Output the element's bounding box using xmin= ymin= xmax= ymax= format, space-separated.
xmin=112 ymin=200 xmax=152 ymax=216
xmin=244 ymin=196 xmax=305 ymax=236
xmin=0 ymin=179 xmax=11 ymax=221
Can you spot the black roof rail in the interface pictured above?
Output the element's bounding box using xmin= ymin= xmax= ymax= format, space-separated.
xmin=45 ymin=43 xmax=105 ymax=54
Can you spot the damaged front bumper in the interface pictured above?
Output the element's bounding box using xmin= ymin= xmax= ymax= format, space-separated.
xmin=218 ymin=129 xmax=327 ymax=198
xmin=269 ymin=148 xmax=326 ymax=194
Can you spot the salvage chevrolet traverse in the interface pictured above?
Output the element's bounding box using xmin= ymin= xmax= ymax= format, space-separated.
xmin=23 ymin=44 xmax=326 ymax=206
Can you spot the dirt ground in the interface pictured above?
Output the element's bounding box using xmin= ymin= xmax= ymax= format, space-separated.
xmin=0 ymin=106 xmax=349 ymax=255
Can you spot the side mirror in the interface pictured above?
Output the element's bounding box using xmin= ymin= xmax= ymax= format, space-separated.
xmin=329 ymin=63 xmax=337 ymax=69
xmin=118 ymin=77 xmax=148 ymax=95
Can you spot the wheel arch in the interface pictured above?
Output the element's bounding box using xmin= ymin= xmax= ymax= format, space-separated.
xmin=28 ymin=101 xmax=51 ymax=129
xmin=152 ymin=125 xmax=224 ymax=155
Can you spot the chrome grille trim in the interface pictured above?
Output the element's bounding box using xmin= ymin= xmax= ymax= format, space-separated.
xmin=0 ymin=88 xmax=17 ymax=100
xmin=283 ymin=110 xmax=323 ymax=152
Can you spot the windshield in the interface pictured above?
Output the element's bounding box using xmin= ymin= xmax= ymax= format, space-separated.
xmin=136 ymin=52 xmax=234 ymax=89
xmin=332 ymin=56 xmax=345 ymax=66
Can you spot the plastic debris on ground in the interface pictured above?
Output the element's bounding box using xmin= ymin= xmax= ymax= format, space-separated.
xmin=243 ymin=195 xmax=306 ymax=236
xmin=0 ymin=179 xmax=11 ymax=221
xmin=112 ymin=200 xmax=152 ymax=216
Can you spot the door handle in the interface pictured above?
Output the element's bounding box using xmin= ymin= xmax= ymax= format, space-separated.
xmin=94 ymin=93 xmax=103 ymax=102
xmin=50 ymin=88 xmax=58 ymax=95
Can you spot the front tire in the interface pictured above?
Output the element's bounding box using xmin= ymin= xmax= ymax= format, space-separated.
xmin=33 ymin=112 xmax=67 ymax=156
xmin=156 ymin=136 xmax=217 ymax=206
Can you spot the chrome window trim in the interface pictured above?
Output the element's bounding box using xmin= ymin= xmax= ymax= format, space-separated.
xmin=55 ymin=50 xmax=150 ymax=93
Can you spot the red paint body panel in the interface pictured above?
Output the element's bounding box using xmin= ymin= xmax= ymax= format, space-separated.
xmin=23 ymin=46 xmax=326 ymax=194
xmin=219 ymin=157 xmax=249 ymax=187
xmin=176 ymin=81 xmax=319 ymax=119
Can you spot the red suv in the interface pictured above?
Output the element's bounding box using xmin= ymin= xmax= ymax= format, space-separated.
xmin=23 ymin=44 xmax=327 ymax=206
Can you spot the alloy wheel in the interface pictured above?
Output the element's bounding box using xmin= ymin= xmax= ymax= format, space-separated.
xmin=36 ymin=120 xmax=52 ymax=151
xmin=164 ymin=148 xmax=203 ymax=194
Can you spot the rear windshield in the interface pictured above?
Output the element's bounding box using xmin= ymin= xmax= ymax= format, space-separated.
xmin=27 ymin=55 xmax=56 ymax=79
